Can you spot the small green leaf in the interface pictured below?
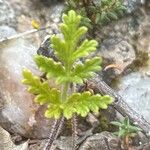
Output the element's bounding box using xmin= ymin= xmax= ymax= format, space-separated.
xmin=34 ymin=55 xmax=65 ymax=82
xmin=22 ymin=69 xmax=61 ymax=105
xmin=72 ymin=57 xmax=102 ymax=83
xmin=72 ymin=40 xmax=98 ymax=61
xmin=111 ymin=117 xmax=142 ymax=138
xmin=108 ymin=12 xmax=118 ymax=20
xmin=128 ymin=125 xmax=142 ymax=132
xmin=95 ymin=13 xmax=101 ymax=24
xmin=111 ymin=121 xmax=122 ymax=127
xmin=62 ymin=92 xmax=112 ymax=119
xmin=118 ymin=129 xmax=126 ymax=137
xmin=45 ymin=105 xmax=62 ymax=119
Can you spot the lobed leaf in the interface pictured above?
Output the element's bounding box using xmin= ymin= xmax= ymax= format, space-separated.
xmin=62 ymin=92 xmax=113 ymax=119
xmin=72 ymin=39 xmax=98 ymax=61
xmin=34 ymin=55 xmax=66 ymax=83
xmin=51 ymin=35 xmax=68 ymax=63
xmin=22 ymin=69 xmax=61 ymax=105
xmin=72 ymin=57 xmax=102 ymax=83
xmin=45 ymin=104 xmax=62 ymax=119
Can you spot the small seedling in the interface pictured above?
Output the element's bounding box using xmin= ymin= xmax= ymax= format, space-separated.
xmin=111 ymin=117 xmax=142 ymax=150
xmin=22 ymin=10 xmax=113 ymax=150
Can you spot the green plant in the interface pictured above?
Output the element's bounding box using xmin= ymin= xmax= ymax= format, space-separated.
xmin=111 ymin=117 xmax=142 ymax=149
xmin=22 ymin=10 xmax=112 ymax=149
xmin=64 ymin=0 xmax=126 ymax=29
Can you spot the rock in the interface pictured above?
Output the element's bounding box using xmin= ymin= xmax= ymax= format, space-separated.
xmin=114 ymin=19 xmax=150 ymax=123
xmin=28 ymin=139 xmax=47 ymax=150
xmin=0 ymin=26 xmax=16 ymax=38
xmin=79 ymin=131 xmax=121 ymax=150
xmin=115 ymin=72 xmax=150 ymax=123
xmin=86 ymin=113 xmax=100 ymax=128
xmin=0 ymin=126 xmax=28 ymax=150
xmin=123 ymin=0 xmax=145 ymax=14
xmin=143 ymin=143 xmax=150 ymax=150
xmin=29 ymin=137 xmax=73 ymax=150
xmin=28 ymin=132 xmax=120 ymax=150
xmin=98 ymin=37 xmax=135 ymax=83
xmin=53 ymin=136 xmax=73 ymax=150
xmin=0 ymin=37 xmax=54 ymax=138
xmin=0 ymin=0 xmax=15 ymax=25
xmin=7 ymin=0 xmax=64 ymax=33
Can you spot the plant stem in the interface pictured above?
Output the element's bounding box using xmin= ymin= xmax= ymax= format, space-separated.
xmin=123 ymin=135 xmax=129 ymax=150
xmin=44 ymin=117 xmax=65 ymax=150
xmin=62 ymin=82 xmax=69 ymax=102
xmin=72 ymin=114 xmax=78 ymax=150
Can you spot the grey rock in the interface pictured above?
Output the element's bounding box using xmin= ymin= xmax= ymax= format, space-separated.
xmin=116 ymin=72 xmax=150 ymax=123
xmin=0 ymin=126 xmax=28 ymax=150
xmin=0 ymin=25 xmax=16 ymax=38
xmin=124 ymin=0 xmax=145 ymax=14
xmin=98 ymin=37 xmax=135 ymax=83
xmin=114 ymin=20 xmax=150 ymax=123
xmin=0 ymin=0 xmax=15 ymax=25
xmin=37 ymin=131 xmax=120 ymax=150
xmin=79 ymin=131 xmax=121 ymax=150
xmin=0 ymin=37 xmax=53 ymax=138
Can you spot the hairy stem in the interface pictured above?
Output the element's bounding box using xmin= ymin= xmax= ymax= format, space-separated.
xmin=71 ymin=114 xmax=78 ymax=150
xmin=71 ymin=83 xmax=78 ymax=150
xmin=44 ymin=117 xmax=65 ymax=150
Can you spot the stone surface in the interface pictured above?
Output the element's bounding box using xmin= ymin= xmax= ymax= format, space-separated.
xmin=95 ymin=5 xmax=150 ymax=84
xmin=0 ymin=126 xmax=28 ymax=150
xmin=100 ymin=37 xmax=135 ymax=79
xmin=113 ymin=13 xmax=150 ymax=123
xmin=0 ymin=37 xmax=55 ymax=138
xmin=115 ymin=72 xmax=150 ymax=123
xmin=124 ymin=0 xmax=144 ymax=14
xmin=0 ymin=26 xmax=16 ymax=38
xmin=0 ymin=0 xmax=15 ymax=25
xmin=79 ymin=132 xmax=121 ymax=150
xmin=28 ymin=132 xmax=120 ymax=150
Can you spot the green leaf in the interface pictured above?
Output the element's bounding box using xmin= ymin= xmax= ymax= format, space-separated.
xmin=22 ymin=69 xmax=61 ymax=105
xmin=110 ymin=121 xmax=122 ymax=127
xmin=118 ymin=129 xmax=126 ymax=137
xmin=72 ymin=40 xmax=98 ymax=61
xmin=45 ymin=104 xmax=62 ymax=119
xmin=34 ymin=55 xmax=66 ymax=83
xmin=51 ymin=35 xmax=68 ymax=63
xmin=123 ymin=117 xmax=129 ymax=126
xmin=62 ymin=92 xmax=113 ymax=119
xmin=100 ymin=12 xmax=110 ymax=23
xmin=95 ymin=13 xmax=101 ymax=24
xmin=72 ymin=57 xmax=102 ymax=83
xmin=51 ymin=10 xmax=88 ymax=65
xmin=61 ymin=10 xmax=82 ymax=42
xmin=108 ymin=12 xmax=118 ymax=20
xmin=128 ymin=125 xmax=142 ymax=132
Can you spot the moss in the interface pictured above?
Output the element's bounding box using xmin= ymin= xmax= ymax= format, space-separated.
xmin=93 ymin=113 xmax=115 ymax=133
xmin=133 ymin=50 xmax=149 ymax=68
